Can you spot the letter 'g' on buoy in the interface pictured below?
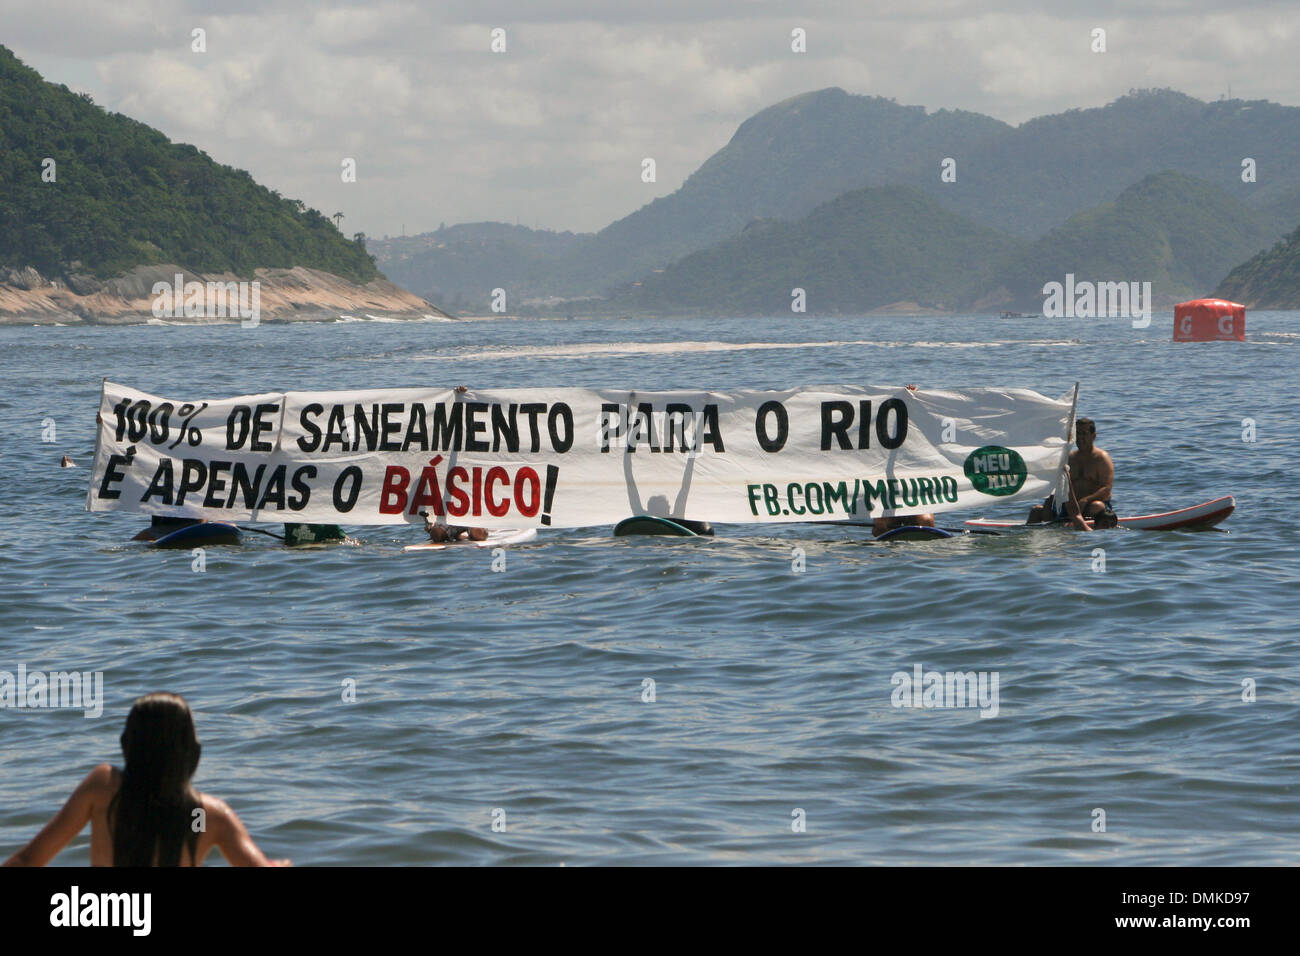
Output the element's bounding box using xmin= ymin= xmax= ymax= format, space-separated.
xmin=1173 ymin=299 xmax=1245 ymax=342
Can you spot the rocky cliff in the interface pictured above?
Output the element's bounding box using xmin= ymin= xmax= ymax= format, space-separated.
xmin=0 ymin=264 xmax=449 ymax=324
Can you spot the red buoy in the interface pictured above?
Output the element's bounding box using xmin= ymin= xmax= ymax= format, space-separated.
xmin=1173 ymin=299 xmax=1245 ymax=342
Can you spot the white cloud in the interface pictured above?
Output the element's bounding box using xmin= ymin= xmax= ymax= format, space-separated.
xmin=4 ymin=1 xmax=1299 ymax=237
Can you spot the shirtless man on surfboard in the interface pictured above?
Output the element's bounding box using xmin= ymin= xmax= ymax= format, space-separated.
xmin=1027 ymin=417 xmax=1116 ymax=530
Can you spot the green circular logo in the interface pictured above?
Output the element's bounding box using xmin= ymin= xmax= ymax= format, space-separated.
xmin=964 ymin=445 xmax=1027 ymax=496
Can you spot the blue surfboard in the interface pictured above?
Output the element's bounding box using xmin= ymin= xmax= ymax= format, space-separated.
xmin=150 ymin=522 xmax=242 ymax=548
xmin=876 ymin=525 xmax=955 ymax=542
xmin=614 ymin=515 xmax=704 ymax=537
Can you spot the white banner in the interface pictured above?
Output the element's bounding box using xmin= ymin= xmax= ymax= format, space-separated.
xmin=87 ymin=382 xmax=1077 ymax=528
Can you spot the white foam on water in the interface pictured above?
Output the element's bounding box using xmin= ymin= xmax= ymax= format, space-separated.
xmin=337 ymin=313 xmax=453 ymax=324
xmin=412 ymin=339 xmax=1087 ymax=361
xmin=1252 ymin=331 xmax=1300 ymax=341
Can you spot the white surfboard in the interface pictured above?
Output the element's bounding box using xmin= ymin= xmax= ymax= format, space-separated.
xmin=472 ymin=528 xmax=538 ymax=547
xmin=403 ymin=528 xmax=539 ymax=552
xmin=964 ymin=496 xmax=1235 ymax=531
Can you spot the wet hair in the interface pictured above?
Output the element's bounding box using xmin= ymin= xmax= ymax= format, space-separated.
xmin=1076 ymin=417 xmax=1096 ymax=435
xmin=108 ymin=693 xmax=202 ymax=866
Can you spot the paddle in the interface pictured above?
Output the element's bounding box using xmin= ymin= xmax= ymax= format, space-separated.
xmin=1064 ymin=480 xmax=1095 ymax=531
xmin=239 ymin=525 xmax=286 ymax=541
xmin=802 ymin=520 xmax=1001 ymax=536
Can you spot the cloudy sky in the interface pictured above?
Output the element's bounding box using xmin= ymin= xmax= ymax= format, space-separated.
xmin=5 ymin=1 xmax=1297 ymax=238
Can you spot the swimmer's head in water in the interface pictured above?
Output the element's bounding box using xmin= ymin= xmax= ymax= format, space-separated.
xmin=111 ymin=692 xmax=202 ymax=866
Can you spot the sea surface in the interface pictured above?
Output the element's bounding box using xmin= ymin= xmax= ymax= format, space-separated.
xmin=2 ymin=312 xmax=1298 ymax=865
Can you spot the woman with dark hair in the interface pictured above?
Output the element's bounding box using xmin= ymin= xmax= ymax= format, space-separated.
xmin=3 ymin=693 xmax=288 ymax=867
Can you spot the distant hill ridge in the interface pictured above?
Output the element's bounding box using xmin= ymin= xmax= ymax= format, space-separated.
xmin=367 ymin=223 xmax=592 ymax=313
xmin=1215 ymin=225 xmax=1300 ymax=308
xmin=617 ymin=185 xmax=1025 ymax=315
xmin=978 ymin=171 xmax=1285 ymax=311
xmin=399 ymin=171 xmax=1282 ymax=316
xmin=374 ymin=87 xmax=1300 ymax=310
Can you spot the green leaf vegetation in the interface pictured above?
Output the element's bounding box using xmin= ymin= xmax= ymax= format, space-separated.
xmin=1215 ymin=223 xmax=1300 ymax=308
xmin=0 ymin=45 xmax=378 ymax=283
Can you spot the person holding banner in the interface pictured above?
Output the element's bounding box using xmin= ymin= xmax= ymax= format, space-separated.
xmin=283 ymin=522 xmax=354 ymax=546
xmin=416 ymin=384 xmax=490 ymax=543
xmin=422 ymin=512 xmax=488 ymax=543
xmin=872 ymin=513 xmax=937 ymax=536
xmin=869 ymin=386 xmax=936 ymax=536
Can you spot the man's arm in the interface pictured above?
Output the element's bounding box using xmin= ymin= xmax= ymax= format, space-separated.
xmin=2 ymin=764 xmax=111 ymax=866
xmin=1064 ymin=474 xmax=1093 ymax=531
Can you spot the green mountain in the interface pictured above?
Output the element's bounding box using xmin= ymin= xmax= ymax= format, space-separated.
xmin=372 ymin=89 xmax=1008 ymax=302
xmin=899 ymin=90 xmax=1299 ymax=239
xmin=374 ymin=88 xmax=1300 ymax=306
xmin=0 ymin=45 xmax=378 ymax=284
xmin=646 ymin=87 xmax=1300 ymax=247
xmin=1214 ymin=224 xmax=1300 ymax=308
xmin=616 ymin=186 xmax=1026 ymax=315
xmin=579 ymin=89 xmax=1007 ymax=292
xmin=978 ymin=171 xmax=1282 ymax=311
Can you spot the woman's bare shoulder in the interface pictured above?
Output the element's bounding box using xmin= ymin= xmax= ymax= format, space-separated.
xmin=193 ymin=792 xmax=284 ymax=866
xmin=84 ymin=763 xmax=119 ymax=794
xmin=195 ymin=792 xmax=240 ymax=828
xmin=197 ymin=790 xmax=231 ymax=811
xmin=80 ymin=764 xmax=122 ymax=814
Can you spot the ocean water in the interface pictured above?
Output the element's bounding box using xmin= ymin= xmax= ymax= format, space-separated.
xmin=2 ymin=312 xmax=1298 ymax=865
